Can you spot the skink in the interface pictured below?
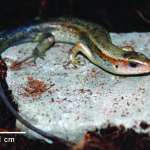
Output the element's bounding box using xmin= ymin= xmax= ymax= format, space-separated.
xmin=0 ymin=17 xmax=150 ymax=146
xmin=1 ymin=17 xmax=150 ymax=75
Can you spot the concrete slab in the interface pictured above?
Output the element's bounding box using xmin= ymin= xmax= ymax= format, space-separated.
xmin=2 ymin=32 xmax=150 ymax=144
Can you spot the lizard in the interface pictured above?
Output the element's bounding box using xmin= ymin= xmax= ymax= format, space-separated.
xmin=0 ymin=17 xmax=150 ymax=146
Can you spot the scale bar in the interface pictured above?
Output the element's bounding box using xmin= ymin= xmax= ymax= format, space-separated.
xmin=0 ymin=132 xmax=26 ymax=134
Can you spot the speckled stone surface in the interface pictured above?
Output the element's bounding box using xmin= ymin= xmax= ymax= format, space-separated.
xmin=1 ymin=32 xmax=150 ymax=144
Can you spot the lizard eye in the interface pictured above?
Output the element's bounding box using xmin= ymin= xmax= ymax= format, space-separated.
xmin=129 ymin=62 xmax=138 ymax=68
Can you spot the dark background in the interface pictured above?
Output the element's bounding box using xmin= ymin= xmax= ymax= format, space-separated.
xmin=0 ymin=0 xmax=150 ymax=149
xmin=0 ymin=0 xmax=150 ymax=32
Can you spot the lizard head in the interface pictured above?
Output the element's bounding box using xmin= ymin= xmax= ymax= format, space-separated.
xmin=117 ymin=51 xmax=150 ymax=75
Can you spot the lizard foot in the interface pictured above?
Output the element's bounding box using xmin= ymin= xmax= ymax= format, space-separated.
xmin=14 ymin=48 xmax=45 ymax=66
xmin=67 ymin=50 xmax=85 ymax=67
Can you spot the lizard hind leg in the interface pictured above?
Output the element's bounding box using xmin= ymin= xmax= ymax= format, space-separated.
xmin=14 ymin=32 xmax=55 ymax=65
xmin=67 ymin=41 xmax=93 ymax=67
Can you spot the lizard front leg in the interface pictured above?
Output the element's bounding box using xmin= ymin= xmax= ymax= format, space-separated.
xmin=67 ymin=41 xmax=94 ymax=67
